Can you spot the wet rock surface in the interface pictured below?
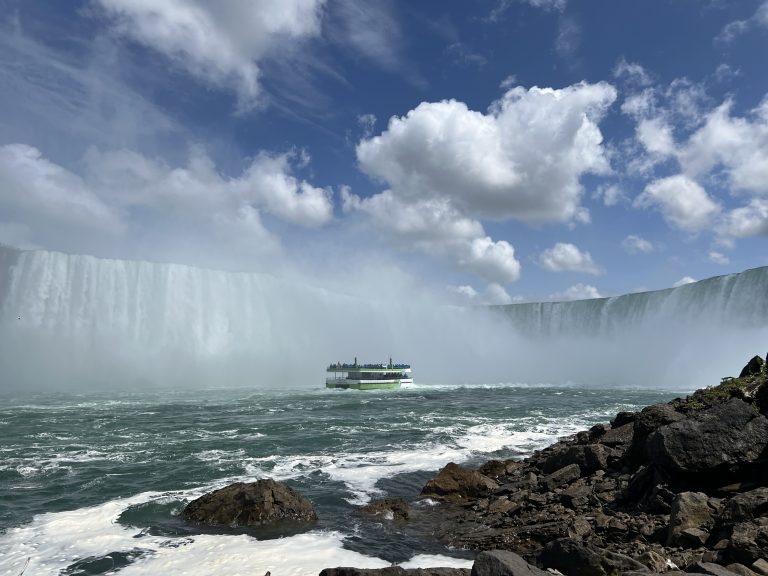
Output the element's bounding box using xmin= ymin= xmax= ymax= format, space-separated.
xmin=322 ymin=353 xmax=768 ymax=576
xmin=181 ymin=479 xmax=317 ymax=528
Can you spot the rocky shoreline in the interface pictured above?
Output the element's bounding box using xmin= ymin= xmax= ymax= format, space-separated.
xmin=183 ymin=353 xmax=768 ymax=576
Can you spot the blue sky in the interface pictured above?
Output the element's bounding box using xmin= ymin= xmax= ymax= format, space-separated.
xmin=0 ymin=0 xmax=767 ymax=303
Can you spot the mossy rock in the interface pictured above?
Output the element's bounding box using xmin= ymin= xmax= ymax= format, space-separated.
xmin=677 ymin=353 xmax=768 ymax=414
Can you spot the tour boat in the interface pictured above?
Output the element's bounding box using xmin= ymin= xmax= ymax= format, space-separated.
xmin=326 ymin=358 xmax=413 ymax=390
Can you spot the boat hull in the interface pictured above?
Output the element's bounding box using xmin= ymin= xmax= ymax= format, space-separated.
xmin=325 ymin=379 xmax=412 ymax=390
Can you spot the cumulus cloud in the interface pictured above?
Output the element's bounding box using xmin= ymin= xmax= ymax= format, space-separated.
xmin=448 ymin=282 xmax=519 ymax=305
xmin=0 ymin=143 xmax=334 ymax=262
xmin=351 ymin=82 xmax=615 ymax=284
xmin=622 ymin=234 xmax=654 ymax=254
xmin=717 ymin=198 xmax=768 ymax=241
xmin=673 ymin=276 xmax=697 ymax=288
xmin=93 ymin=0 xmax=325 ymax=110
xmin=357 ymin=83 xmax=616 ymax=223
xmin=549 ymin=283 xmax=602 ymax=301
xmin=621 ymin=72 xmax=768 ymax=245
xmin=538 ymin=242 xmax=604 ymax=274
xmin=342 ymin=190 xmax=521 ymax=283
xmin=634 ymin=175 xmax=721 ymax=233
xmin=677 ymin=100 xmax=768 ymax=195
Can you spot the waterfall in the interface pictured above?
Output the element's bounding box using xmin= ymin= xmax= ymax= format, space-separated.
xmin=495 ymin=267 xmax=768 ymax=336
xmin=1 ymin=245 xmax=766 ymax=390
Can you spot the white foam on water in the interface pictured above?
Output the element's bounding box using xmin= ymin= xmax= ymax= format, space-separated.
xmin=400 ymin=555 xmax=474 ymax=569
xmin=0 ymin=490 xmax=467 ymax=576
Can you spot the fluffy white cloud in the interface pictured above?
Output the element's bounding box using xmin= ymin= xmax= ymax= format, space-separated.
xmin=357 ymin=82 xmax=616 ymax=223
xmin=0 ymin=144 xmax=122 ymax=235
xmin=94 ymin=0 xmax=325 ymax=109
xmin=673 ymin=276 xmax=696 ymax=287
xmin=637 ymin=117 xmax=676 ymax=157
xmin=678 ymin=100 xmax=768 ymax=195
xmin=0 ymin=143 xmax=334 ymax=260
xmin=342 ymin=190 xmax=521 ymax=284
xmin=350 ymin=82 xmax=615 ymax=284
xmin=635 ymin=175 xmax=720 ymax=233
xmin=717 ymin=199 xmax=768 ymax=241
xmin=448 ymin=282 xmax=519 ymax=305
xmin=622 ymin=234 xmax=654 ymax=254
xmin=539 ymin=242 xmax=603 ymax=275
xmin=549 ymin=283 xmax=602 ymax=301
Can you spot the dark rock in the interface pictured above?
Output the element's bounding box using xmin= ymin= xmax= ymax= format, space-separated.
xmin=470 ymin=550 xmax=549 ymax=576
xmin=357 ymin=498 xmax=410 ymax=521
xmin=756 ymin=380 xmax=768 ymax=415
xmin=739 ymin=356 xmax=766 ymax=378
xmin=686 ymin=562 xmax=742 ymax=576
xmin=479 ymin=460 xmax=508 ymax=479
xmin=488 ymin=498 xmax=521 ymax=515
xmin=600 ymin=423 xmax=635 ymax=448
xmin=495 ymin=473 xmax=538 ymax=496
xmin=721 ymin=488 xmax=768 ymax=524
xmin=561 ymin=483 xmax=592 ymax=509
xmin=181 ymin=479 xmax=317 ymax=527
xmin=635 ymin=549 xmax=670 ymax=572
xmin=725 ymin=564 xmax=760 ymax=576
xmin=752 ymin=559 xmax=768 ymax=576
xmin=647 ymin=399 xmax=768 ymax=485
xmin=541 ymin=464 xmax=581 ymax=491
xmin=539 ymin=538 xmax=649 ymax=576
xmin=626 ymin=403 xmax=686 ymax=467
xmin=542 ymin=445 xmax=609 ymax=476
xmin=321 ymin=569 xmax=470 ymax=576
xmin=669 ymin=492 xmax=714 ymax=545
xmin=727 ymin=518 xmax=768 ymax=566
xmin=612 ymin=411 xmax=637 ymax=427
xmin=678 ymin=528 xmax=710 ymax=549
xmin=421 ymin=463 xmax=499 ymax=501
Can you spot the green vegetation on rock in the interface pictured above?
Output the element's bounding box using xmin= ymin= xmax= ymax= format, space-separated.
xmin=675 ymin=353 xmax=768 ymax=413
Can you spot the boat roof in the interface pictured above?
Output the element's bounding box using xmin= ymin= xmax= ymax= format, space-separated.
xmin=327 ymin=362 xmax=411 ymax=371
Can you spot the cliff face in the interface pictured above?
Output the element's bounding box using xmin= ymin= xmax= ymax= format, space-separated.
xmin=343 ymin=354 xmax=768 ymax=576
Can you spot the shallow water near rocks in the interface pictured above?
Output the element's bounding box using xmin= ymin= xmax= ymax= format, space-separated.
xmin=0 ymin=383 xmax=680 ymax=575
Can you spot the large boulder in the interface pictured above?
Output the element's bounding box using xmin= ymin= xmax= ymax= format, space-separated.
xmin=721 ymin=487 xmax=768 ymax=524
xmin=739 ymin=356 xmax=766 ymax=378
xmin=542 ymin=445 xmax=609 ymax=475
xmin=539 ymin=538 xmax=649 ymax=576
xmin=421 ymin=463 xmax=499 ymax=501
xmin=471 ymin=550 xmax=549 ymax=576
xmin=647 ymin=398 xmax=768 ymax=485
xmin=727 ymin=518 xmax=768 ymax=566
xmin=626 ymin=403 xmax=686 ymax=467
xmin=668 ymin=492 xmax=714 ymax=546
xmin=181 ymin=479 xmax=317 ymax=527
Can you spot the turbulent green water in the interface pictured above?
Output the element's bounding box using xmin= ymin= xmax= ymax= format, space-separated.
xmin=0 ymin=383 xmax=680 ymax=576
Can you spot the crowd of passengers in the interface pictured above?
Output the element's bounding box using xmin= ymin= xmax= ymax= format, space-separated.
xmin=328 ymin=362 xmax=410 ymax=370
